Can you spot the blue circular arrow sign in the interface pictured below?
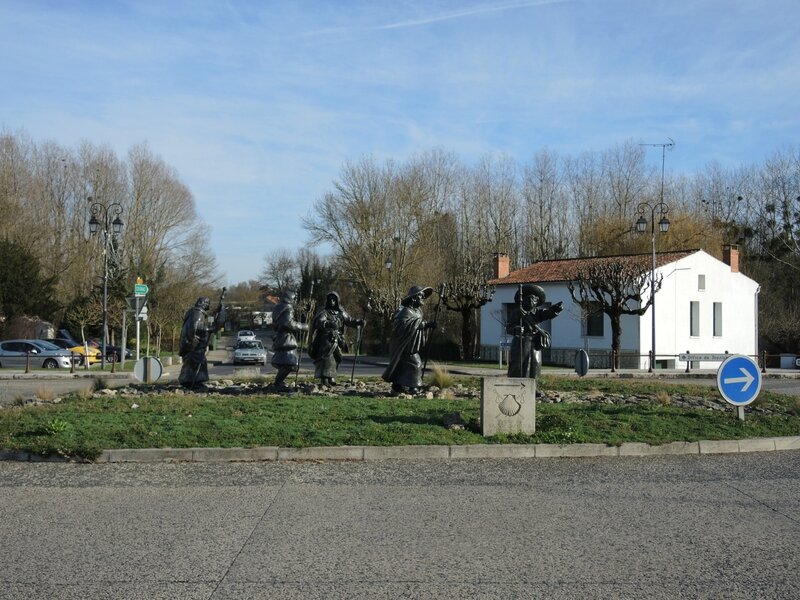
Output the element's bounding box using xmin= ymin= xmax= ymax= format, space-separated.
xmin=716 ymin=355 xmax=762 ymax=406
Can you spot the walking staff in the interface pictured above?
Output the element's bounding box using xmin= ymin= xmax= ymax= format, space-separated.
xmin=421 ymin=283 xmax=446 ymax=382
xmin=294 ymin=280 xmax=316 ymax=386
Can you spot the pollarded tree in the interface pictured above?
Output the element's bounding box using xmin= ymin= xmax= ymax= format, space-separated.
xmin=565 ymin=253 xmax=664 ymax=369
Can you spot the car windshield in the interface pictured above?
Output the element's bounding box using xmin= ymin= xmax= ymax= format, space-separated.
xmin=238 ymin=331 xmax=254 ymax=337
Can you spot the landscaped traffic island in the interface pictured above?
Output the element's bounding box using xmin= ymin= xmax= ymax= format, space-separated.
xmin=1 ymin=375 xmax=798 ymax=460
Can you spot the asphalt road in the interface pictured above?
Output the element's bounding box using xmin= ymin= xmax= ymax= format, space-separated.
xmin=0 ymin=452 xmax=797 ymax=599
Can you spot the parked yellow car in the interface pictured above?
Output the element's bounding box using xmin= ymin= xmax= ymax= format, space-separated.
xmin=43 ymin=338 xmax=102 ymax=366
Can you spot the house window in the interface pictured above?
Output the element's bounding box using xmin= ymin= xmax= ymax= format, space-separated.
xmin=713 ymin=302 xmax=722 ymax=337
xmin=503 ymin=303 xmax=515 ymax=327
xmin=690 ymin=301 xmax=700 ymax=337
xmin=583 ymin=302 xmax=604 ymax=337
xmin=698 ymin=274 xmax=706 ymax=291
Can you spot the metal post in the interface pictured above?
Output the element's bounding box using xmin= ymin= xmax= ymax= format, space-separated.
xmin=650 ymin=229 xmax=656 ymax=372
xmin=637 ymin=139 xmax=674 ymax=376
xmin=121 ymin=309 xmax=127 ymax=369
xmin=101 ymin=232 xmax=108 ymax=369
xmin=89 ymin=200 xmax=123 ymax=371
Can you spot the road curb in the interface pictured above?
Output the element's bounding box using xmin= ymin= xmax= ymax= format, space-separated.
xmin=3 ymin=436 xmax=798 ymax=463
xmin=0 ymin=372 xmax=133 ymax=380
xmin=87 ymin=435 xmax=800 ymax=462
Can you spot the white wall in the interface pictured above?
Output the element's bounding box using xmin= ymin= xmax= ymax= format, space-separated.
xmin=480 ymin=284 xmax=640 ymax=353
xmin=645 ymin=250 xmax=759 ymax=368
xmin=480 ymin=250 xmax=760 ymax=369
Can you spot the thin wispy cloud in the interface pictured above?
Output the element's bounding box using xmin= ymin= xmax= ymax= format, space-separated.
xmin=295 ymin=0 xmax=569 ymax=38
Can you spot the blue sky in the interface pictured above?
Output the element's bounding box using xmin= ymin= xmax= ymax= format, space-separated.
xmin=2 ymin=0 xmax=798 ymax=285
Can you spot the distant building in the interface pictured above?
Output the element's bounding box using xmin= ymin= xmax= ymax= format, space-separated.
xmin=480 ymin=245 xmax=759 ymax=369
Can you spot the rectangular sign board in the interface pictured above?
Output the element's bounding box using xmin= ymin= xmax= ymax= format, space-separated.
xmin=134 ymin=283 xmax=149 ymax=296
xmin=679 ymin=353 xmax=730 ymax=362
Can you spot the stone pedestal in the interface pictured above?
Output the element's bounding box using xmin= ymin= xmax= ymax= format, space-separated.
xmin=481 ymin=377 xmax=536 ymax=436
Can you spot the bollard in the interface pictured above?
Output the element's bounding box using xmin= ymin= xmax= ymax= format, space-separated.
xmin=685 ymin=349 xmax=690 ymax=373
xmin=70 ymin=352 xmax=75 ymax=373
xmin=110 ymin=352 xmax=116 ymax=373
xmin=25 ymin=351 xmax=31 ymax=374
xmin=761 ymin=350 xmax=767 ymax=374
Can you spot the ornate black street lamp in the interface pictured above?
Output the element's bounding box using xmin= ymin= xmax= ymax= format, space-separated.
xmin=89 ymin=199 xmax=123 ymax=369
xmin=636 ymin=139 xmax=674 ymax=372
xmin=635 ymin=202 xmax=670 ymax=372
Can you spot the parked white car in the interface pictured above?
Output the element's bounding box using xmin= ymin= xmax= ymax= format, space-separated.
xmin=233 ymin=340 xmax=268 ymax=365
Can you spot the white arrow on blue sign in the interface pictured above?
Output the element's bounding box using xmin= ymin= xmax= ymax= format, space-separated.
xmin=716 ymin=355 xmax=762 ymax=406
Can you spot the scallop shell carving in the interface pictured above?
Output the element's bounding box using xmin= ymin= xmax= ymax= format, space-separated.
xmin=497 ymin=394 xmax=522 ymax=417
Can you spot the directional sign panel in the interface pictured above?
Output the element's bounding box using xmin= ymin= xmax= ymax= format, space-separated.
xmin=134 ymin=283 xmax=149 ymax=296
xmin=716 ymin=355 xmax=761 ymax=406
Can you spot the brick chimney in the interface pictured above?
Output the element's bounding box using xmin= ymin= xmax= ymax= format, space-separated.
xmin=722 ymin=244 xmax=739 ymax=273
xmin=493 ymin=253 xmax=510 ymax=279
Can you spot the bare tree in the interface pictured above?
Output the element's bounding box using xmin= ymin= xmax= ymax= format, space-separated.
xmin=521 ymin=149 xmax=574 ymax=262
xmin=565 ymin=254 xmax=662 ymax=369
xmin=563 ymin=150 xmax=604 ymax=256
xmin=260 ymin=248 xmax=298 ymax=293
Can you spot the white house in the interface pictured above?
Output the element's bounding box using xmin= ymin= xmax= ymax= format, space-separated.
xmin=480 ymin=245 xmax=760 ymax=370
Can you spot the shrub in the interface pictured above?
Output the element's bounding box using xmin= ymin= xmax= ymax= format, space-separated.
xmin=430 ymin=363 xmax=454 ymax=389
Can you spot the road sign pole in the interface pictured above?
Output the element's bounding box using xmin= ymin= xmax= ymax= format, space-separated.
xmin=737 ymin=406 xmax=745 ymax=422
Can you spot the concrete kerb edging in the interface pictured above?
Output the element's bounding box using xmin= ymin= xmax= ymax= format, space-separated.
xmin=2 ymin=436 xmax=797 ymax=463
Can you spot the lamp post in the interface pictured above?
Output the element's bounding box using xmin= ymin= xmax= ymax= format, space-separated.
xmin=635 ymin=202 xmax=670 ymax=372
xmin=89 ymin=199 xmax=123 ymax=369
xmin=636 ymin=139 xmax=674 ymax=372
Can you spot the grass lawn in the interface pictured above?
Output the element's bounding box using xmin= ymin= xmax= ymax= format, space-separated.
xmin=0 ymin=375 xmax=798 ymax=460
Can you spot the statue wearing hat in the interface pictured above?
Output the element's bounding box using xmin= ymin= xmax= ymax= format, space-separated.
xmin=178 ymin=291 xmax=227 ymax=388
xmin=382 ymin=285 xmax=438 ymax=394
xmin=308 ymin=291 xmax=364 ymax=385
xmin=507 ymin=284 xmax=563 ymax=379
xmin=271 ymin=290 xmax=309 ymax=389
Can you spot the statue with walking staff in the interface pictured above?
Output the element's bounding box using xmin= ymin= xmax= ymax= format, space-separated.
xmin=506 ymin=284 xmax=563 ymax=379
xmin=271 ymin=290 xmax=309 ymax=389
xmin=178 ymin=289 xmax=226 ymax=388
xmin=308 ymin=291 xmax=364 ymax=386
xmin=382 ymin=285 xmax=440 ymax=395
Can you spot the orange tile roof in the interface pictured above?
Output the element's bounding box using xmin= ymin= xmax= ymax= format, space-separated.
xmin=488 ymin=249 xmax=699 ymax=285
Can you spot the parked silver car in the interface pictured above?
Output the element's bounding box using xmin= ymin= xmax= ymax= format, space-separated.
xmin=0 ymin=339 xmax=73 ymax=369
xmin=233 ymin=340 xmax=268 ymax=365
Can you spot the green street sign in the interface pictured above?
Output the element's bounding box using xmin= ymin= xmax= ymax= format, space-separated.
xmin=134 ymin=283 xmax=149 ymax=296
